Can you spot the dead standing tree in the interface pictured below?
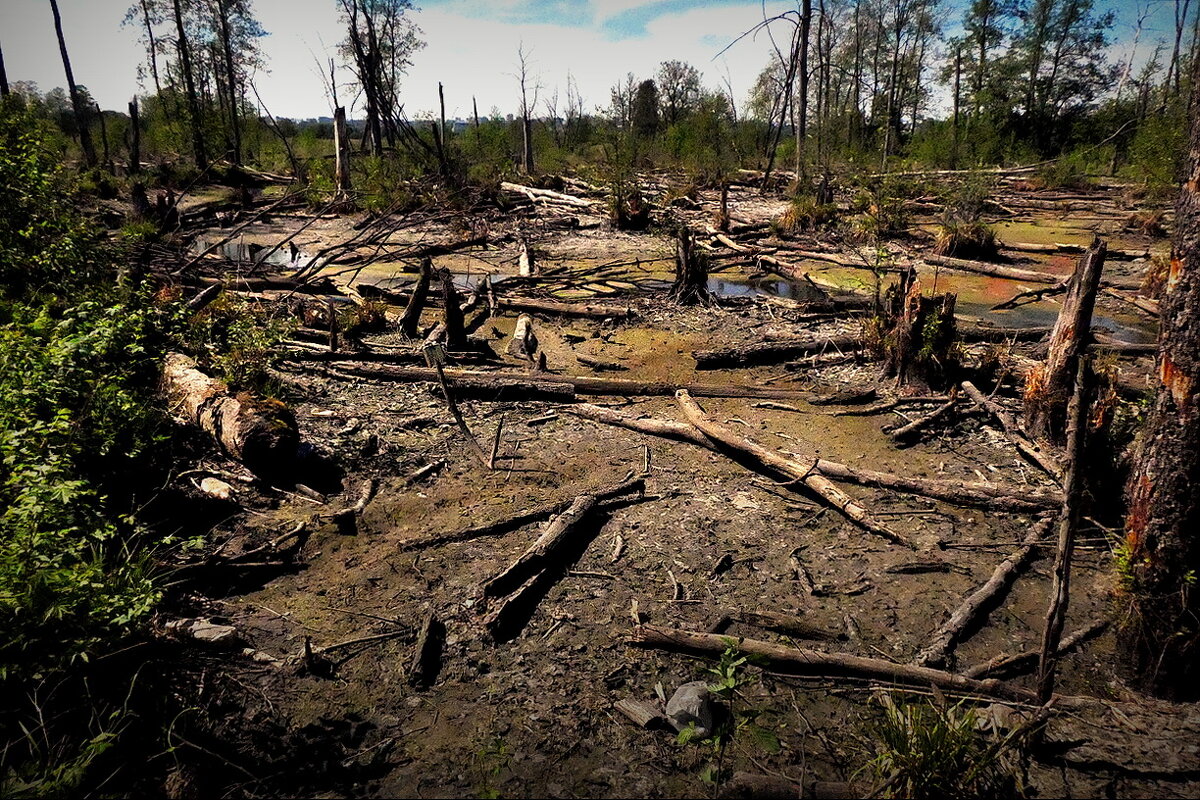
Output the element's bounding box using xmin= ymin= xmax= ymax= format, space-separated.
xmin=49 ymin=0 xmax=97 ymax=168
xmin=669 ymin=228 xmax=710 ymax=305
xmin=1120 ymin=72 xmax=1200 ymax=698
xmin=880 ymin=267 xmax=958 ymax=389
xmin=515 ymin=43 xmax=540 ymax=175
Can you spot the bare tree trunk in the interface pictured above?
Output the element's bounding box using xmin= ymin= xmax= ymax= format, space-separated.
xmin=334 ymin=106 xmax=352 ymax=198
xmin=171 ymin=0 xmax=208 ymax=169
xmin=138 ymin=0 xmax=163 ymax=97
xmin=49 ymin=0 xmax=97 ymax=168
xmin=0 ymin=37 xmax=9 ymax=96
xmin=951 ymin=45 xmax=961 ymax=169
xmin=764 ymin=24 xmax=801 ymax=184
xmin=216 ymin=0 xmax=242 ymax=165
xmin=95 ymin=103 xmax=112 ymax=174
xmin=796 ymin=0 xmax=812 ymax=180
xmin=128 ymin=98 xmax=141 ymax=174
xmin=1120 ymin=70 xmax=1200 ymax=699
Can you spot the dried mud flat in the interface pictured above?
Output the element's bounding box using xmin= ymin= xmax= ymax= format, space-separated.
xmin=161 ymin=176 xmax=1200 ymax=799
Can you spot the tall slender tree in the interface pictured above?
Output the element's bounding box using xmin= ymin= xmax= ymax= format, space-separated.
xmin=49 ymin=0 xmax=97 ymax=167
xmin=171 ymin=0 xmax=208 ymax=169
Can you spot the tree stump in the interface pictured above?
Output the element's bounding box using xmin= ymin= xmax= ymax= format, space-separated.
xmin=1023 ymin=239 xmax=1107 ymax=444
xmin=881 ymin=267 xmax=957 ymax=388
xmin=669 ymin=228 xmax=711 ymax=305
xmin=438 ymin=268 xmax=468 ymax=351
xmin=400 ymin=257 xmax=433 ymax=338
xmin=507 ymin=314 xmax=539 ymax=361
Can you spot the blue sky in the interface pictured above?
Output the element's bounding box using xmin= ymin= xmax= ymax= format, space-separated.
xmin=0 ymin=0 xmax=1185 ymax=121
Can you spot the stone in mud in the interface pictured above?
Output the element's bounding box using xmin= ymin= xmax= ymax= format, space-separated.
xmin=666 ymin=681 xmax=713 ymax=738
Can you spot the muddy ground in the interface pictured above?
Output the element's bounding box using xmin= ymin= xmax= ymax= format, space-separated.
xmin=151 ymin=174 xmax=1200 ymax=799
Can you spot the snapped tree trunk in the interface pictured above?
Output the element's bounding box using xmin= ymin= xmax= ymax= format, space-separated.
xmin=1120 ymin=73 xmax=1200 ymax=698
xmin=1023 ymin=239 xmax=1106 ymax=444
xmin=669 ymin=228 xmax=710 ymax=305
xmin=128 ymin=98 xmax=141 ymax=175
xmin=163 ymin=353 xmax=299 ymax=473
xmin=334 ymin=106 xmax=352 ymax=198
xmin=882 ymin=267 xmax=958 ymax=389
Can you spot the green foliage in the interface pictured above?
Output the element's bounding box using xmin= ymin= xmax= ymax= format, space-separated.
xmin=182 ymin=292 xmax=293 ymax=394
xmin=860 ymin=694 xmax=1023 ymax=799
xmin=1125 ymin=108 xmax=1187 ymax=191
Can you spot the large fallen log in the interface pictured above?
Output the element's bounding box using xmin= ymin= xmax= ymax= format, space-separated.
xmin=329 ymin=363 xmax=821 ymax=401
xmin=629 ymin=625 xmax=1038 ymax=704
xmin=500 ymin=181 xmax=598 ymax=208
xmin=693 ymin=335 xmax=861 ymax=368
xmin=163 ymin=353 xmax=299 ymax=473
xmin=675 ymin=391 xmax=913 ymax=548
xmin=482 ymin=494 xmax=598 ymax=598
xmin=912 ymin=518 xmax=1053 ymax=669
xmin=922 ymin=254 xmax=1062 ymax=284
xmin=567 ymin=403 xmax=1060 ymax=511
xmin=1005 ymin=241 xmax=1150 ymax=261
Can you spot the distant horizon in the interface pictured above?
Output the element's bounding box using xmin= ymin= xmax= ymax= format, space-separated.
xmin=0 ymin=0 xmax=1185 ymax=122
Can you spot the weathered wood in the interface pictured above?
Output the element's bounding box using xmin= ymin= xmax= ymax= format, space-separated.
xmin=1024 ymin=240 xmax=1106 ymax=443
xmin=913 ymin=518 xmax=1053 ymax=669
xmin=963 ymin=619 xmax=1108 ymax=679
xmin=693 ymin=335 xmax=860 ymax=368
xmin=408 ymin=611 xmax=444 ymax=688
xmin=1038 ymin=359 xmax=1092 ymax=702
xmin=1101 ymin=286 xmax=1161 ymax=317
xmin=398 ymin=476 xmax=645 ymax=552
xmin=507 ymin=314 xmax=539 ymax=361
xmin=331 ymin=363 xmax=821 ymax=401
xmin=501 ymin=181 xmax=598 ymax=208
xmin=568 ymin=403 xmax=1060 ymax=511
xmin=438 ymin=268 xmax=468 ymax=351
xmin=614 ymin=698 xmax=668 ymax=728
xmin=889 ymin=393 xmax=958 ymax=441
xmin=400 ymin=257 xmax=433 ymax=338
xmin=883 ymin=268 xmax=957 ymax=388
xmin=482 ymin=494 xmax=599 ymax=598
xmin=923 ymin=253 xmax=1062 ymax=283
xmin=494 ymin=296 xmax=632 ymax=319
xmin=629 ymin=625 xmax=1038 ymax=703
xmin=185 ymin=282 xmax=223 ymax=313
xmin=961 ymin=380 xmax=1062 ymax=480
xmin=670 ymin=228 xmax=711 ymax=305
xmin=163 ymin=352 xmax=298 ymax=473
xmin=675 ymin=390 xmax=914 ymax=548
xmin=333 ymin=106 xmax=352 ymax=198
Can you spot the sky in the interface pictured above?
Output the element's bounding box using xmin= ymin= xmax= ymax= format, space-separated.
xmin=0 ymin=0 xmax=1187 ymax=121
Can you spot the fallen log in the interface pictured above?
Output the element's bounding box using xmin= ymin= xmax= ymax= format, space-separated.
xmin=889 ymin=394 xmax=958 ymax=441
xmin=922 ymin=254 xmax=1062 ymax=284
xmin=482 ymin=494 xmax=598 ymax=598
xmin=567 ymin=403 xmax=1060 ymax=511
xmin=912 ymin=518 xmax=1053 ymax=669
xmin=494 ymin=296 xmax=632 ymax=319
xmin=958 ymin=322 xmax=1051 ymax=343
xmin=1101 ymin=286 xmax=1160 ymax=317
xmin=408 ymin=611 xmax=444 ymax=688
xmin=629 ymin=625 xmax=1038 ymax=704
xmin=675 ymin=390 xmax=914 ymax=548
xmin=398 ymin=475 xmax=645 ymax=552
xmin=693 ymin=335 xmax=861 ymax=368
xmin=961 ymin=380 xmax=1062 ymax=480
xmin=501 ymin=181 xmax=598 ymax=208
xmin=163 ymin=352 xmax=299 ymax=473
xmin=1005 ymin=241 xmax=1149 ymax=261
xmin=330 ymin=363 xmax=821 ymax=401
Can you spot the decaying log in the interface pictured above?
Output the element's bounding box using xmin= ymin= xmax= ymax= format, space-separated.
xmin=482 ymin=494 xmax=598 ymax=598
xmin=629 ymin=625 xmax=1038 ymax=703
xmin=961 ymin=380 xmax=1062 ymax=480
xmin=518 ymin=232 xmax=536 ymax=276
xmin=1023 ymin=240 xmax=1106 ymax=444
xmin=889 ymin=393 xmax=958 ymax=441
xmin=675 ymin=391 xmax=914 ymax=548
xmin=163 ymin=352 xmax=299 ymax=473
xmin=399 ymin=475 xmax=645 ymax=552
xmin=958 ymin=322 xmax=1051 ymax=342
xmin=963 ymin=619 xmax=1108 ymax=679
xmin=501 ymin=181 xmax=598 ymax=208
xmin=1100 ymin=286 xmax=1160 ymax=316
xmin=922 ymin=254 xmax=1061 ymax=284
xmin=912 ymin=518 xmax=1053 ymax=669
xmin=400 ymin=257 xmax=433 ymax=338
xmin=408 ymin=611 xmax=444 ymax=688
xmin=693 ymin=335 xmax=860 ymax=368
xmin=186 ymin=282 xmax=223 ymax=313
xmin=615 ymin=698 xmax=668 ymax=728
xmin=568 ymin=403 xmax=1060 ymax=511
xmin=330 ymin=362 xmax=821 ymax=401
xmin=1006 ymin=240 xmax=1149 ymax=261
xmin=494 ymin=296 xmax=631 ymax=319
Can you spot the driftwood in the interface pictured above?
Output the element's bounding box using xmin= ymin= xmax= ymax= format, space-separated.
xmin=614 ymin=698 xmax=668 ymax=728
xmin=163 ymin=353 xmax=299 ymax=473
xmin=629 ymin=625 xmax=1038 ymax=703
xmin=912 ymin=518 xmax=1053 ymax=669
xmin=693 ymin=335 xmax=860 ymax=368
xmin=961 ymin=381 xmax=1062 ymax=480
xmin=501 ymin=181 xmax=598 ymax=208
xmin=675 ymin=391 xmax=914 ymax=548
xmin=398 ymin=475 xmax=645 ymax=552
xmin=567 ymin=403 xmax=1060 ymax=511
xmin=482 ymin=494 xmax=598 ymax=598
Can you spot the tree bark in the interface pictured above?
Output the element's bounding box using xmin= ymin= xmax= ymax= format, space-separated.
xmin=171 ymin=0 xmax=208 ymax=170
xmin=1120 ymin=69 xmax=1200 ymax=698
xmin=1023 ymin=239 xmax=1106 ymax=444
xmin=163 ymin=353 xmax=298 ymax=473
xmin=334 ymin=106 xmax=352 ymax=198
xmin=216 ymin=0 xmax=241 ymax=165
xmin=399 ymin=257 xmax=432 ymax=338
xmin=49 ymin=0 xmax=97 ymax=168
xmin=128 ymin=98 xmax=141 ymax=174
